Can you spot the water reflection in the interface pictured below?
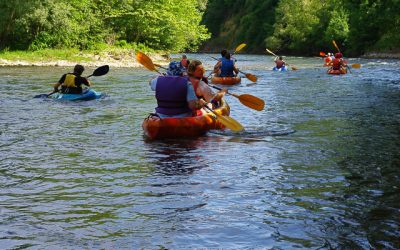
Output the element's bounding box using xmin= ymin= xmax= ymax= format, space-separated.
xmin=144 ymin=137 xmax=210 ymax=176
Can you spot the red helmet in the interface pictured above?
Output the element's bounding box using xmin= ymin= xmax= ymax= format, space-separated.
xmin=335 ymin=53 xmax=343 ymax=58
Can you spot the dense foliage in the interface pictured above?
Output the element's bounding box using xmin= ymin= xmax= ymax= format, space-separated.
xmin=202 ymin=0 xmax=400 ymax=55
xmin=1 ymin=0 xmax=399 ymax=55
xmin=0 ymin=0 xmax=210 ymax=52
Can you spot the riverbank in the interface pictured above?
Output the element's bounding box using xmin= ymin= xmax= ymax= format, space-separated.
xmin=361 ymin=51 xmax=400 ymax=59
xmin=0 ymin=49 xmax=169 ymax=68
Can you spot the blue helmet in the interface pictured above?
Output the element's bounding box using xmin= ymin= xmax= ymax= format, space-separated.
xmin=167 ymin=61 xmax=186 ymax=76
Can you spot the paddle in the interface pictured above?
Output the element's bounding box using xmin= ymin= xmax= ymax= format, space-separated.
xmin=210 ymin=56 xmax=257 ymax=82
xmin=136 ymin=51 xmax=163 ymax=74
xmin=154 ymin=63 xmax=168 ymax=70
xmin=266 ymin=48 xmax=298 ymax=70
xmin=34 ymin=65 xmax=109 ymax=98
xmin=233 ymin=43 xmax=246 ymax=54
xmin=209 ymin=84 xmax=265 ymax=111
xmin=203 ymin=105 xmax=244 ymax=132
xmin=332 ymin=40 xmax=352 ymax=73
xmin=136 ymin=51 xmax=244 ymax=132
xmin=320 ymin=52 xmax=326 ymax=57
xmin=351 ymin=63 xmax=361 ymax=68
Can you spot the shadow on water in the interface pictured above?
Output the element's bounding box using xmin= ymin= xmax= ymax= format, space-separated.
xmin=143 ymin=137 xmax=211 ymax=176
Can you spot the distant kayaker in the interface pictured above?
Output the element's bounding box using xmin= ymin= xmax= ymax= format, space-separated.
xmin=188 ymin=60 xmax=227 ymax=110
xmin=149 ymin=61 xmax=205 ymax=118
xmin=213 ymin=52 xmax=239 ymax=77
xmin=331 ymin=53 xmax=346 ymax=71
xmin=180 ymin=54 xmax=189 ymax=69
xmin=274 ymin=56 xmax=286 ymax=70
xmin=53 ymin=64 xmax=91 ymax=94
xmin=324 ymin=53 xmax=333 ymax=66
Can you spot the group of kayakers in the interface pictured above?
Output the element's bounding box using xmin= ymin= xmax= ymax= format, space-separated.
xmin=150 ymin=58 xmax=228 ymax=118
xmin=323 ymin=52 xmax=347 ymax=73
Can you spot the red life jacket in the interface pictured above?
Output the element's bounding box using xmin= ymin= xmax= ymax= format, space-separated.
xmin=332 ymin=58 xmax=341 ymax=70
xmin=181 ymin=59 xmax=188 ymax=68
xmin=276 ymin=60 xmax=285 ymax=69
xmin=324 ymin=57 xmax=332 ymax=63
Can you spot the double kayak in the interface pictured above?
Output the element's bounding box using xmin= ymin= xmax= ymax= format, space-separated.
xmin=210 ymin=76 xmax=241 ymax=85
xmin=51 ymin=89 xmax=104 ymax=101
xmin=327 ymin=68 xmax=347 ymax=75
xmin=142 ymin=99 xmax=230 ymax=140
xmin=273 ymin=66 xmax=287 ymax=71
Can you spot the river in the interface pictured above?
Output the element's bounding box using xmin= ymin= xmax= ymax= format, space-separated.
xmin=1 ymin=54 xmax=399 ymax=249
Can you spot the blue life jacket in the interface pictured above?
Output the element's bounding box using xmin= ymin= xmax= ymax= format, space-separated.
xmin=155 ymin=76 xmax=192 ymax=116
xmin=220 ymin=58 xmax=235 ymax=77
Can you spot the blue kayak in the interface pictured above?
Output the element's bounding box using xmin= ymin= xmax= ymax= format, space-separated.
xmin=273 ymin=66 xmax=287 ymax=71
xmin=51 ymin=89 xmax=104 ymax=101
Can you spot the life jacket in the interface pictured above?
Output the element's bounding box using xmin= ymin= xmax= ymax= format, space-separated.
xmin=180 ymin=59 xmax=188 ymax=68
xmin=61 ymin=73 xmax=82 ymax=94
xmin=220 ymin=57 xmax=234 ymax=77
xmin=332 ymin=58 xmax=341 ymax=70
xmin=62 ymin=74 xmax=77 ymax=88
xmin=324 ymin=56 xmax=332 ymax=64
xmin=155 ymin=76 xmax=192 ymax=116
xmin=275 ymin=60 xmax=285 ymax=69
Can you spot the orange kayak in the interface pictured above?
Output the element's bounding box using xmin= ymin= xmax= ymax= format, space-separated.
xmin=327 ymin=68 xmax=347 ymax=75
xmin=142 ymin=99 xmax=230 ymax=140
xmin=211 ymin=76 xmax=241 ymax=85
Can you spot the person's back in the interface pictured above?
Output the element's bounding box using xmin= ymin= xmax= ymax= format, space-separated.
xmin=54 ymin=64 xmax=91 ymax=94
xmin=219 ymin=53 xmax=238 ymax=77
xmin=275 ymin=56 xmax=285 ymax=69
xmin=332 ymin=53 xmax=344 ymax=70
xmin=150 ymin=62 xmax=204 ymax=118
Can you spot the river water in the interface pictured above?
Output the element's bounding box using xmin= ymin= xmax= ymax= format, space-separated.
xmin=1 ymin=55 xmax=400 ymax=249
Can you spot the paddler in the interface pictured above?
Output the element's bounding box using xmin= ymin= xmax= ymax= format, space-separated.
xmin=149 ymin=61 xmax=205 ymax=118
xmin=53 ymin=64 xmax=91 ymax=94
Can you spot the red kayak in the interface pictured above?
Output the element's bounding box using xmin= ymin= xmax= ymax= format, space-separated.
xmin=142 ymin=99 xmax=230 ymax=140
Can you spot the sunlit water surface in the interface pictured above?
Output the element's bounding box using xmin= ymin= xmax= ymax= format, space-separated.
xmin=1 ymin=55 xmax=400 ymax=249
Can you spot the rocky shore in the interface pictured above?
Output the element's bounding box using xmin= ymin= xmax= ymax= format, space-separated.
xmin=0 ymin=50 xmax=169 ymax=68
xmin=361 ymin=51 xmax=400 ymax=59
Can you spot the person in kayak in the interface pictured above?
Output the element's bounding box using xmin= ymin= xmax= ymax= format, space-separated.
xmin=274 ymin=56 xmax=286 ymax=70
xmin=149 ymin=61 xmax=205 ymax=118
xmin=324 ymin=53 xmax=333 ymax=66
xmin=331 ymin=52 xmax=347 ymax=71
xmin=180 ymin=54 xmax=189 ymax=69
xmin=188 ymin=60 xmax=227 ymax=111
xmin=213 ymin=52 xmax=239 ymax=77
xmin=53 ymin=64 xmax=91 ymax=94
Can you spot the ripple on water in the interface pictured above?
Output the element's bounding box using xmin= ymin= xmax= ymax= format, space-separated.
xmin=1 ymin=58 xmax=400 ymax=248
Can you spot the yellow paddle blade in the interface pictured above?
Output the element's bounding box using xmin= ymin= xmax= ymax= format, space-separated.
xmin=245 ymin=73 xmax=257 ymax=82
xmin=234 ymin=43 xmax=247 ymax=54
xmin=238 ymin=94 xmax=265 ymax=111
xmin=332 ymin=40 xmax=340 ymax=53
xmin=266 ymin=48 xmax=278 ymax=57
xmin=351 ymin=63 xmax=361 ymax=68
xmin=291 ymin=66 xmax=298 ymax=71
xmin=205 ymin=106 xmax=244 ymax=132
xmin=216 ymin=114 xmax=244 ymax=132
xmin=154 ymin=63 xmax=168 ymax=70
xmin=136 ymin=51 xmax=156 ymax=71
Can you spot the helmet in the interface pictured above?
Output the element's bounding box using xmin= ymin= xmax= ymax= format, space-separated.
xmin=335 ymin=53 xmax=343 ymax=58
xmin=167 ymin=61 xmax=186 ymax=76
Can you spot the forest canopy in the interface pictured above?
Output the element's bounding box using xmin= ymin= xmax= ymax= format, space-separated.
xmin=1 ymin=0 xmax=399 ymax=56
xmin=202 ymin=0 xmax=400 ymax=56
xmin=0 ymin=0 xmax=210 ymax=52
